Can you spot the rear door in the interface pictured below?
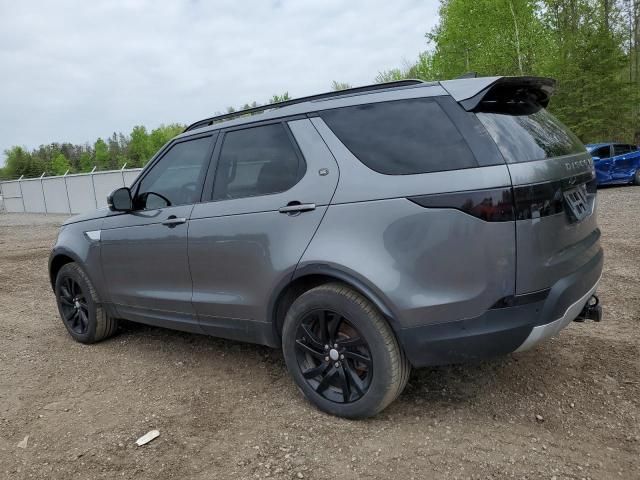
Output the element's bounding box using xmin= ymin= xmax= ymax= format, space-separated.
xmin=476 ymin=104 xmax=600 ymax=295
xmin=188 ymin=119 xmax=339 ymax=342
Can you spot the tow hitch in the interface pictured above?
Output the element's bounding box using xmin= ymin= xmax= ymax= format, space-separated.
xmin=574 ymin=295 xmax=602 ymax=322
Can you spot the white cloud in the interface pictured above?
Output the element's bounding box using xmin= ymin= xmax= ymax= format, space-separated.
xmin=0 ymin=0 xmax=439 ymax=162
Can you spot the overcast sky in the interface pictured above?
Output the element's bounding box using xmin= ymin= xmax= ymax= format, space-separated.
xmin=0 ymin=0 xmax=439 ymax=165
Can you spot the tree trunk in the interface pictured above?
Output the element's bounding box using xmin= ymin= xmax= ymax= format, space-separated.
xmin=508 ymin=0 xmax=524 ymax=75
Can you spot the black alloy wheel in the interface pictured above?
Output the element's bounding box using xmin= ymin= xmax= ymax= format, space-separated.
xmin=294 ymin=309 xmax=372 ymax=404
xmin=54 ymin=262 xmax=118 ymax=343
xmin=57 ymin=275 xmax=90 ymax=335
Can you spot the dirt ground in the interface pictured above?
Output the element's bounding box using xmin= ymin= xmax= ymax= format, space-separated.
xmin=0 ymin=187 xmax=638 ymax=480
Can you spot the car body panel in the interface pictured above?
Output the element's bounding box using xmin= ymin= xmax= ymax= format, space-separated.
xmin=62 ymin=207 xmax=111 ymax=226
xmin=100 ymin=204 xmax=197 ymax=324
xmin=504 ymin=152 xmax=601 ymax=294
xmin=49 ymin=217 xmax=106 ymax=296
xmin=299 ymin=198 xmax=516 ymax=330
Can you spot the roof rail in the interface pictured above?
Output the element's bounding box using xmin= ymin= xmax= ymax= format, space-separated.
xmin=183 ymin=79 xmax=425 ymax=132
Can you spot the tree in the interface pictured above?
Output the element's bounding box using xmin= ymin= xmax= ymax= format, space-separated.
xmin=426 ymin=0 xmax=545 ymax=79
xmin=148 ymin=124 xmax=184 ymax=161
xmin=537 ymin=0 xmax=634 ymax=141
xmin=50 ymin=153 xmax=71 ymax=175
xmin=390 ymin=0 xmax=637 ymax=143
xmin=2 ymin=146 xmax=45 ymax=179
xmin=128 ymin=126 xmax=151 ymax=167
xmin=375 ymin=67 xmax=412 ymax=83
xmin=331 ymin=80 xmax=352 ymax=91
xmin=107 ymin=132 xmax=122 ymax=170
xmin=79 ymin=151 xmax=93 ymax=172
xmin=94 ymin=138 xmax=110 ymax=170
xmin=268 ymin=92 xmax=291 ymax=104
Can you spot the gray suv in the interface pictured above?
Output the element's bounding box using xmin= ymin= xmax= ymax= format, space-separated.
xmin=49 ymin=77 xmax=603 ymax=418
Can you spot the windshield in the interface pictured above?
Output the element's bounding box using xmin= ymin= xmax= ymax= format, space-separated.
xmin=477 ymin=107 xmax=585 ymax=164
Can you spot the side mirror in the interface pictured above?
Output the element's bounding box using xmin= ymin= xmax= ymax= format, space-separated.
xmin=591 ymin=156 xmax=600 ymax=162
xmin=107 ymin=187 xmax=133 ymax=212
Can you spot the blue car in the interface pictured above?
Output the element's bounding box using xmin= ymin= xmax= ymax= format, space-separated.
xmin=586 ymin=142 xmax=640 ymax=186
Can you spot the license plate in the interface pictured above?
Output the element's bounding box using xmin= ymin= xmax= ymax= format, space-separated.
xmin=563 ymin=184 xmax=589 ymax=222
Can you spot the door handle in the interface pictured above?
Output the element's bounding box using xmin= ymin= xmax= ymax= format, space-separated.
xmin=278 ymin=202 xmax=316 ymax=214
xmin=162 ymin=216 xmax=187 ymax=227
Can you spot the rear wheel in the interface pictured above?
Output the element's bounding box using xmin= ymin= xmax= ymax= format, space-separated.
xmin=54 ymin=262 xmax=117 ymax=343
xmin=282 ymin=283 xmax=410 ymax=418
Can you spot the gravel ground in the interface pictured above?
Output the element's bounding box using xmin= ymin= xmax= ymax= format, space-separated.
xmin=0 ymin=187 xmax=638 ymax=480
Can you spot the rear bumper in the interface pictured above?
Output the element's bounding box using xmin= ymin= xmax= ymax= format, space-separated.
xmin=514 ymin=275 xmax=600 ymax=352
xmin=397 ymin=248 xmax=603 ymax=367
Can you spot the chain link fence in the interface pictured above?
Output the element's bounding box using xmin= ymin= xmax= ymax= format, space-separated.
xmin=0 ymin=167 xmax=142 ymax=215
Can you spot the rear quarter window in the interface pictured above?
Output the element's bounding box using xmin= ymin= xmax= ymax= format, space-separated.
xmin=319 ymin=98 xmax=478 ymax=175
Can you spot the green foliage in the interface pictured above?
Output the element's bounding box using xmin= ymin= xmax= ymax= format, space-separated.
xmin=149 ymin=124 xmax=184 ymax=155
xmin=3 ymin=146 xmax=45 ymax=178
xmin=375 ymin=66 xmax=413 ymax=83
xmin=79 ymin=151 xmax=93 ymax=172
xmin=128 ymin=126 xmax=151 ymax=168
xmin=0 ymin=123 xmax=188 ymax=180
xmin=50 ymin=153 xmax=71 ymax=175
xmin=391 ymin=0 xmax=640 ymax=143
xmin=268 ymin=92 xmax=291 ymax=104
xmin=427 ymin=0 xmax=545 ymax=78
xmin=94 ymin=138 xmax=110 ymax=170
xmin=331 ymin=81 xmax=352 ymax=91
xmin=535 ymin=0 xmax=637 ymax=142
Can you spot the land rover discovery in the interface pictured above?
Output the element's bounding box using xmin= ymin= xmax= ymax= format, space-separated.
xmin=49 ymin=76 xmax=603 ymax=418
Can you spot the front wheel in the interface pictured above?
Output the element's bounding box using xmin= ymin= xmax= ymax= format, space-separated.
xmin=634 ymin=170 xmax=640 ymax=185
xmin=282 ymin=283 xmax=410 ymax=419
xmin=54 ymin=262 xmax=118 ymax=343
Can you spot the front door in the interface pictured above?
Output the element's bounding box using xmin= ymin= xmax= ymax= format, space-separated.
xmin=101 ymin=133 xmax=216 ymax=331
xmin=611 ymin=144 xmax=636 ymax=181
xmin=591 ymin=144 xmax=613 ymax=183
xmin=188 ymin=119 xmax=339 ymax=343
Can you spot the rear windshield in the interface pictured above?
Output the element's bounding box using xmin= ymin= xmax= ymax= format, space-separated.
xmin=320 ymin=98 xmax=477 ymax=175
xmin=476 ymin=108 xmax=585 ymax=164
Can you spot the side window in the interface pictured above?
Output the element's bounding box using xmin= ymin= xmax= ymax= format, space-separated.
xmin=592 ymin=145 xmax=611 ymax=159
xmin=213 ymin=123 xmax=304 ymax=200
xmin=627 ymin=144 xmax=638 ymax=152
xmin=319 ymin=98 xmax=478 ymax=175
xmin=136 ymin=136 xmax=212 ymax=209
xmin=613 ymin=144 xmax=630 ymax=156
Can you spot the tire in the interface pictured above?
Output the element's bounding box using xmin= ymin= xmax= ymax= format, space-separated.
xmin=54 ymin=262 xmax=118 ymax=344
xmin=282 ymin=282 xmax=410 ymax=419
xmin=634 ymin=170 xmax=640 ymax=185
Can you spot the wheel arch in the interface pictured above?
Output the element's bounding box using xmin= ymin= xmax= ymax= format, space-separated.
xmin=48 ymin=249 xmax=82 ymax=291
xmin=269 ymin=264 xmax=399 ymax=344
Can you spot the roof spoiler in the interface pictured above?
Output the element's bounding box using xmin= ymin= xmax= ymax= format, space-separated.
xmin=439 ymin=76 xmax=556 ymax=111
